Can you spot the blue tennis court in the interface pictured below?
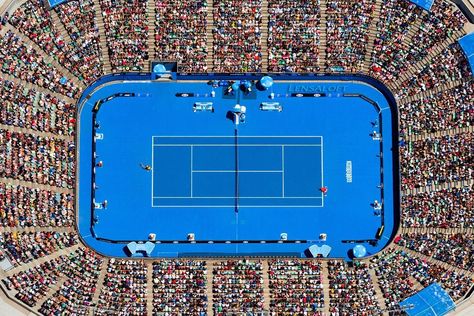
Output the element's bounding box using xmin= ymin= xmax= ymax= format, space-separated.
xmin=76 ymin=73 xmax=399 ymax=259
xmin=152 ymin=136 xmax=323 ymax=208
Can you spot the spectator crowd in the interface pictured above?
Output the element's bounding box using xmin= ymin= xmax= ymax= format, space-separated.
xmin=397 ymin=44 xmax=471 ymax=99
xmin=154 ymin=0 xmax=208 ymax=73
xmin=54 ymin=0 xmax=105 ymax=83
xmin=96 ymin=258 xmax=148 ymax=314
xmin=267 ymin=0 xmax=321 ymax=72
xmin=0 ymin=182 xmax=74 ymax=228
xmin=152 ymin=260 xmax=208 ymax=314
xmin=0 ymin=129 xmax=76 ymax=189
xmin=0 ymin=30 xmax=81 ymax=98
xmin=268 ymin=259 xmax=325 ymax=314
xmin=0 ymin=231 xmax=77 ymax=267
xmin=325 ymin=0 xmax=376 ymax=72
xmin=212 ymin=0 xmax=263 ymax=72
xmin=0 ymin=78 xmax=76 ymax=136
xmin=99 ymin=0 xmax=150 ymax=72
xmin=401 ymin=185 xmax=474 ymax=228
xmin=213 ymin=260 xmax=265 ymax=314
xmin=400 ymin=132 xmax=474 ymax=190
xmin=369 ymin=0 xmax=423 ymax=81
xmin=395 ymin=233 xmax=474 ymax=272
xmin=328 ymin=260 xmax=382 ymax=315
xmin=399 ymin=81 xmax=473 ymax=137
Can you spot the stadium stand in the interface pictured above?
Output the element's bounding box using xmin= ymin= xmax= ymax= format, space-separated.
xmin=0 ymin=183 xmax=74 ymax=228
xmin=328 ymin=260 xmax=382 ymax=315
xmin=399 ymin=81 xmax=473 ymax=137
xmin=212 ymin=260 xmax=265 ymax=314
xmin=395 ymin=43 xmax=471 ymax=99
xmin=325 ymin=0 xmax=377 ymax=73
xmin=98 ymin=0 xmax=150 ymax=72
xmin=0 ymin=0 xmax=472 ymax=314
xmin=153 ymin=0 xmax=209 ymax=73
xmin=268 ymin=259 xmax=325 ymax=313
xmin=267 ymin=0 xmax=321 ymax=72
xmin=53 ymin=0 xmax=105 ymax=83
xmin=95 ymin=258 xmax=148 ymax=314
xmin=212 ymin=0 xmax=263 ymax=73
xmin=0 ymin=231 xmax=77 ymax=266
xmin=401 ymin=185 xmax=474 ymax=228
xmin=400 ymin=132 xmax=473 ymax=190
xmin=395 ymin=232 xmax=474 ymax=272
xmin=152 ymin=260 xmax=208 ymax=314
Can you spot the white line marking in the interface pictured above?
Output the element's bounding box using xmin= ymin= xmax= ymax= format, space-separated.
xmin=153 ymin=144 xmax=321 ymax=147
xmin=190 ymin=145 xmax=193 ymax=198
xmin=321 ymin=136 xmax=324 ymax=207
xmin=153 ymin=135 xmax=323 ymax=138
xmin=192 ymin=170 xmax=283 ymax=173
xmin=153 ymin=205 xmax=324 ymax=208
xmin=151 ymin=135 xmax=154 ymax=207
xmin=153 ymin=196 xmax=323 ymax=199
xmin=152 ymin=136 xmax=324 ymax=208
xmin=282 ymin=146 xmax=285 ymax=198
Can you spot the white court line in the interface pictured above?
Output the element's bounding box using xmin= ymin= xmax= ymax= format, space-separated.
xmin=153 ymin=196 xmax=323 ymax=199
xmin=152 ymin=136 xmax=324 ymax=208
xmin=151 ymin=136 xmax=154 ymax=207
xmin=321 ymin=136 xmax=324 ymax=207
xmin=153 ymin=144 xmax=321 ymax=147
xmin=190 ymin=145 xmax=193 ymax=198
xmin=153 ymin=135 xmax=323 ymax=139
xmin=192 ymin=170 xmax=283 ymax=173
xmin=282 ymin=146 xmax=285 ymax=198
xmin=153 ymin=205 xmax=324 ymax=208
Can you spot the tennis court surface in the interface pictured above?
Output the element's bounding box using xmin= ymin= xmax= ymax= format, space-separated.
xmin=152 ymin=136 xmax=323 ymax=208
xmin=76 ymin=74 xmax=399 ymax=259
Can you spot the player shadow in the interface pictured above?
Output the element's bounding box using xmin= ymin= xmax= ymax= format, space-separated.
xmin=139 ymin=163 xmax=152 ymax=171
xmin=226 ymin=111 xmax=234 ymax=122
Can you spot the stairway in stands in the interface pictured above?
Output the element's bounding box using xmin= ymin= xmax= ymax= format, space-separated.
xmin=368 ymin=267 xmax=389 ymax=312
xmin=363 ymin=0 xmax=384 ymax=73
xmin=319 ymin=0 xmax=328 ymax=71
xmin=322 ymin=261 xmax=332 ymax=315
xmin=261 ymin=0 xmax=269 ymax=72
xmin=49 ymin=9 xmax=71 ymax=52
xmin=206 ymin=261 xmax=214 ymax=315
xmin=91 ymin=259 xmax=109 ymax=309
xmin=147 ymin=0 xmax=156 ymax=72
xmin=146 ymin=261 xmax=154 ymax=315
xmin=262 ymin=260 xmax=271 ymax=311
xmin=206 ymin=0 xmax=214 ymax=71
xmin=93 ymin=0 xmax=112 ymax=73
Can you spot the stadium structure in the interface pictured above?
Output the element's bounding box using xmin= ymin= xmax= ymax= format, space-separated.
xmin=0 ymin=0 xmax=472 ymax=315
